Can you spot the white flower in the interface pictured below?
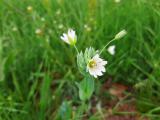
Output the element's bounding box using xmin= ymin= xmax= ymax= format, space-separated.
xmin=87 ymin=54 xmax=107 ymax=78
xmin=115 ymin=0 xmax=121 ymax=3
xmin=35 ymin=28 xmax=43 ymax=35
xmin=114 ymin=29 xmax=127 ymax=40
xmin=27 ymin=6 xmax=33 ymax=12
xmin=60 ymin=29 xmax=77 ymax=45
xmin=108 ymin=45 xmax=116 ymax=55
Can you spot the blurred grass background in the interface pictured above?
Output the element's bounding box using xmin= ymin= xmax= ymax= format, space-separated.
xmin=0 ymin=0 xmax=160 ymax=119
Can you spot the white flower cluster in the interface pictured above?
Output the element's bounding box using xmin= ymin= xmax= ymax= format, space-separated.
xmin=60 ymin=29 xmax=127 ymax=78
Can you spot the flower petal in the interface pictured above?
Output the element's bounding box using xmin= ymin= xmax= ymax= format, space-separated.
xmin=108 ymin=45 xmax=115 ymax=55
xmin=60 ymin=29 xmax=77 ymax=45
xmin=87 ymin=54 xmax=107 ymax=78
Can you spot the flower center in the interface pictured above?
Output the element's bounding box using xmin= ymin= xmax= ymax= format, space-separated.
xmin=88 ymin=60 xmax=96 ymax=68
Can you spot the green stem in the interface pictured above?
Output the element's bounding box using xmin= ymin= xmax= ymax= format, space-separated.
xmin=99 ymin=38 xmax=116 ymax=54
xmin=74 ymin=45 xmax=79 ymax=54
xmin=82 ymin=101 xmax=86 ymax=112
xmin=113 ymin=111 xmax=137 ymax=115
xmin=78 ymin=101 xmax=86 ymax=118
xmin=112 ymin=93 xmax=131 ymax=112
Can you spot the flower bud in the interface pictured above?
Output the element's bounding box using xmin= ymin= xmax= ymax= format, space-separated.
xmin=114 ymin=29 xmax=127 ymax=40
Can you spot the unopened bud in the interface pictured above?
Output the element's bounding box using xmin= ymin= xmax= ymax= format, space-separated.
xmin=114 ymin=29 xmax=127 ymax=40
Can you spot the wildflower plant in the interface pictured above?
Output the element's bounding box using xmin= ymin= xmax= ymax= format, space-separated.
xmin=60 ymin=29 xmax=127 ymax=102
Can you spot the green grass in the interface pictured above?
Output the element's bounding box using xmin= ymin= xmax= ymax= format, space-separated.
xmin=0 ymin=0 xmax=160 ymax=119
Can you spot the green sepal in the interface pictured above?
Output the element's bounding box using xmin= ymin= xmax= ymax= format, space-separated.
xmin=77 ymin=51 xmax=86 ymax=75
xmin=77 ymin=47 xmax=97 ymax=75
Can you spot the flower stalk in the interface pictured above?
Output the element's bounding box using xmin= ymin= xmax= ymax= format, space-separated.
xmin=99 ymin=38 xmax=116 ymax=54
xmin=74 ymin=45 xmax=79 ymax=54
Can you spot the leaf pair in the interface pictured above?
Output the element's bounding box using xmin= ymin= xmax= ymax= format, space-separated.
xmin=77 ymin=75 xmax=94 ymax=101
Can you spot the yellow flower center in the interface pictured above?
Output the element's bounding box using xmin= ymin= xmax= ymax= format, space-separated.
xmin=88 ymin=60 xmax=96 ymax=68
